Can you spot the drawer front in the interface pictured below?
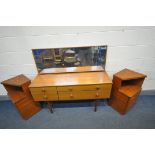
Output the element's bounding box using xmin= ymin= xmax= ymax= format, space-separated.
xmin=31 ymin=93 xmax=58 ymax=101
xmin=58 ymin=90 xmax=109 ymax=101
xmin=30 ymin=87 xmax=57 ymax=94
xmin=57 ymin=84 xmax=112 ymax=92
xmin=45 ymin=93 xmax=58 ymax=101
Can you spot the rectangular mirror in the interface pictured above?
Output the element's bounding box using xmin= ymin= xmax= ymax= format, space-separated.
xmin=32 ymin=45 xmax=107 ymax=72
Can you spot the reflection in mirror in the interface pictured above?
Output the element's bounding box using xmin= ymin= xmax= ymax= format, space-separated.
xmin=32 ymin=45 xmax=107 ymax=72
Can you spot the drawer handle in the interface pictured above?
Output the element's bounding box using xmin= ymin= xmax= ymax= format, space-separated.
xmin=69 ymin=88 xmax=73 ymax=91
xmin=70 ymin=94 xmax=73 ymax=98
xmin=96 ymin=93 xmax=99 ymax=97
xmin=43 ymin=95 xmax=47 ymax=99
xmin=96 ymin=87 xmax=100 ymax=90
xmin=42 ymin=88 xmax=46 ymax=92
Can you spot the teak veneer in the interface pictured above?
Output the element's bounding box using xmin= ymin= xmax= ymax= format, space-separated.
xmin=40 ymin=66 xmax=104 ymax=74
xmin=1 ymin=74 xmax=41 ymax=119
xmin=29 ymin=66 xmax=112 ymax=112
xmin=110 ymin=68 xmax=146 ymax=114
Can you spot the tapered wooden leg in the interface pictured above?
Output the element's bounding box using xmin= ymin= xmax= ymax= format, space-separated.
xmin=40 ymin=102 xmax=44 ymax=108
xmin=94 ymin=100 xmax=98 ymax=112
xmin=107 ymin=99 xmax=111 ymax=106
xmin=47 ymin=102 xmax=53 ymax=113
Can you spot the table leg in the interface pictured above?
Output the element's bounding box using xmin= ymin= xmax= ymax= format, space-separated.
xmin=40 ymin=102 xmax=44 ymax=108
xmin=94 ymin=100 xmax=99 ymax=112
xmin=107 ymin=99 xmax=111 ymax=106
xmin=47 ymin=102 xmax=53 ymax=113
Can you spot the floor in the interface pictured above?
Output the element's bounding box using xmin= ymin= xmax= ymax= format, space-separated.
xmin=0 ymin=95 xmax=155 ymax=129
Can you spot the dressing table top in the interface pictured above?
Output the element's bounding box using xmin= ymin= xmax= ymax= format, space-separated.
xmin=29 ymin=66 xmax=112 ymax=87
xmin=40 ymin=66 xmax=104 ymax=74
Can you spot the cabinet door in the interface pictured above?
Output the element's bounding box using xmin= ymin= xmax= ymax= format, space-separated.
xmin=110 ymin=97 xmax=127 ymax=115
xmin=15 ymin=96 xmax=41 ymax=120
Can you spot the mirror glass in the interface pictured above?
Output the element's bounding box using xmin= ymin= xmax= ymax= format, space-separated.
xmin=32 ymin=45 xmax=107 ymax=72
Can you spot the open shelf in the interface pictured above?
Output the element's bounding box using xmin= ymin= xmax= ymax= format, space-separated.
xmin=121 ymin=78 xmax=145 ymax=87
xmin=4 ymin=85 xmax=26 ymax=103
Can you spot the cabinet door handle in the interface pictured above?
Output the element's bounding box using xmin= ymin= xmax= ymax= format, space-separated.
xmin=96 ymin=87 xmax=100 ymax=90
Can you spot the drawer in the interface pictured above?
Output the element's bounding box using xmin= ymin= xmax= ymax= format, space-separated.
xmin=58 ymin=90 xmax=110 ymax=101
xmin=31 ymin=93 xmax=58 ymax=101
xmin=57 ymin=84 xmax=112 ymax=92
xmin=30 ymin=87 xmax=57 ymax=94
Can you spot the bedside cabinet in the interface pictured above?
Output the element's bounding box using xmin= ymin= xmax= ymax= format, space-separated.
xmin=1 ymin=74 xmax=41 ymax=120
xmin=109 ymin=69 xmax=146 ymax=114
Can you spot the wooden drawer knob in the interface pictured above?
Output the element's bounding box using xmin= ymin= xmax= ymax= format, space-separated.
xmin=42 ymin=88 xmax=46 ymax=92
xmin=96 ymin=93 xmax=99 ymax=97
xmin=69 ymin=87 xmax=73 ymax=91
xmin=43 ymin=95 xmax=47 ymax=99
xmin=70 ymin=94 xmax=73 ymax=98
xmin=96 ymin=87 xmax=100 ymax=90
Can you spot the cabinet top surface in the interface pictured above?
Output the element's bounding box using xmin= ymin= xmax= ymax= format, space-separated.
xmin=1 ymin=74 xmax=30 ymax=87
xmin=29 ymin=70 xmax=112 ymax=87
xmin=114 ymin=68 xmax=147 ymax=80
xmin=40 ymin=66 xmax=104 ymax=74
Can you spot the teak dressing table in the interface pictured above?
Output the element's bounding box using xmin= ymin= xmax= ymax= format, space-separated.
xmin=29 ymin=66 xmax=112 ymax=112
